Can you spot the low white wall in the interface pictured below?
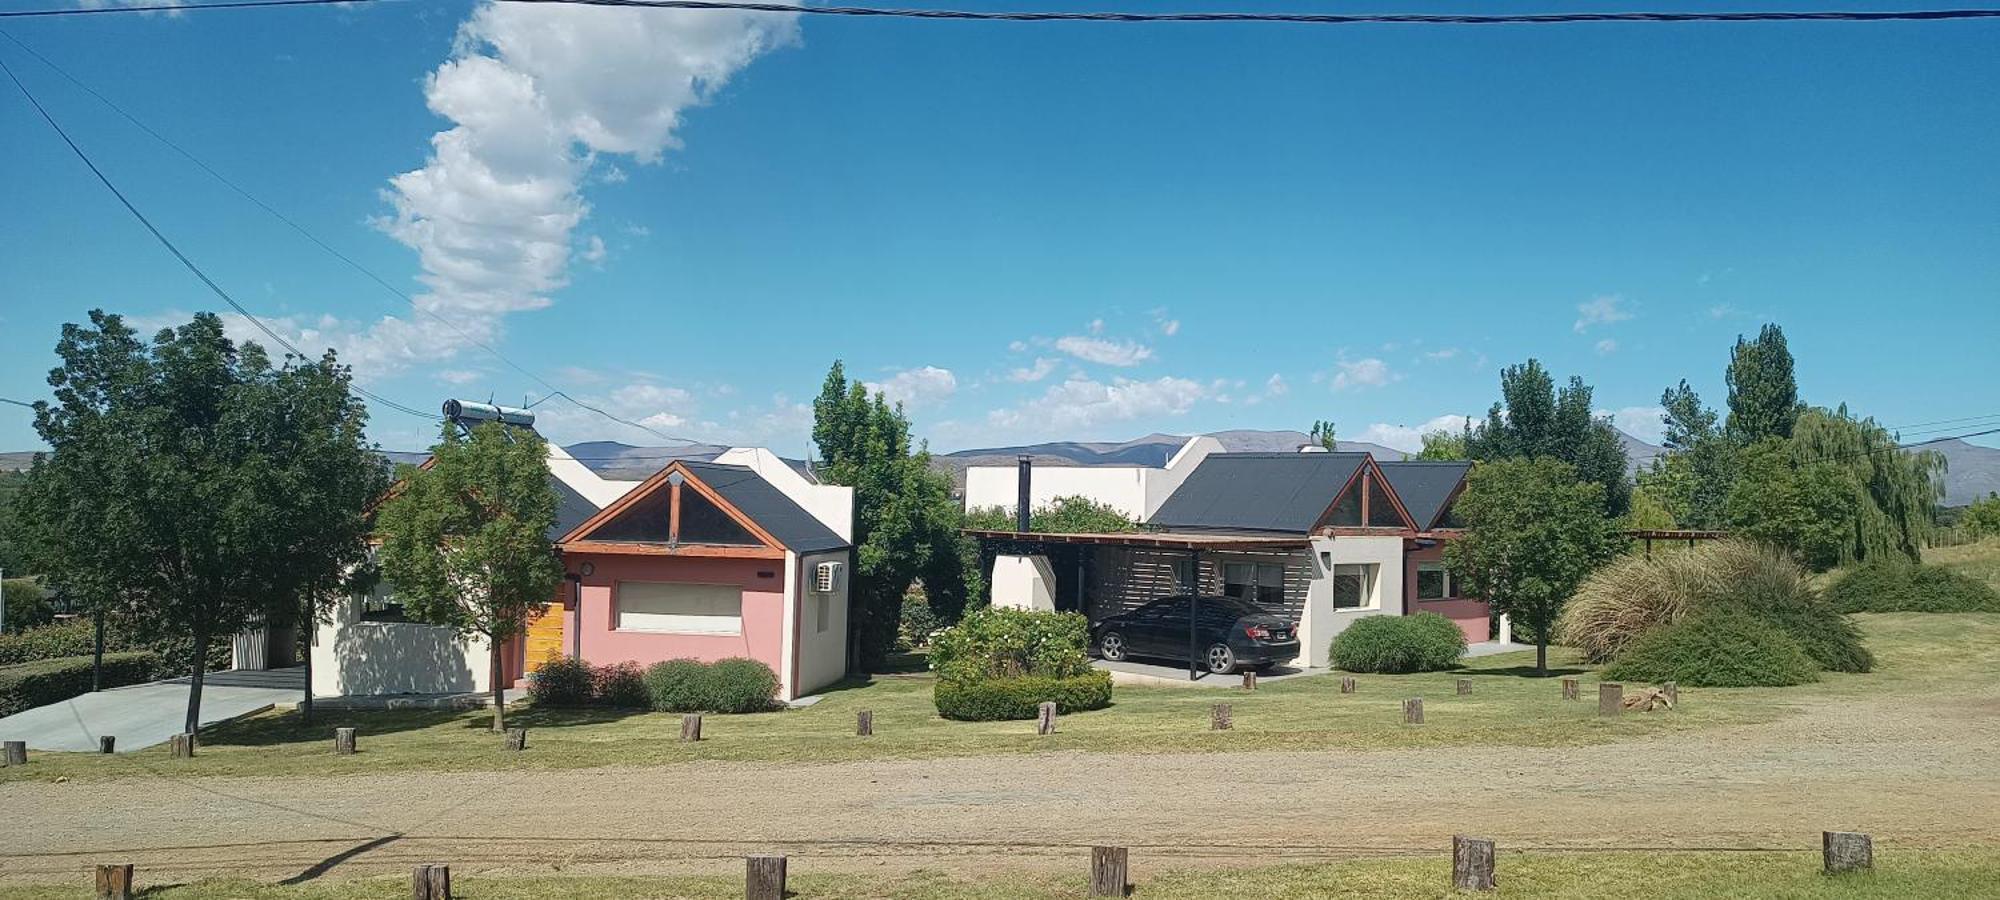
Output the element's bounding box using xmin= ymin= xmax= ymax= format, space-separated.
xmin=962 ymin=436 xmax=1225 ymax=523
xmin=310 ymin=595 xmax=489 ymax=698
xmin=1296 ymin=535 xmax=1407 ymax=668
xmin=790 ymin=549 xmax=851 ymax=699
xmin=990 ymin=554 xmax=1058 ymax=611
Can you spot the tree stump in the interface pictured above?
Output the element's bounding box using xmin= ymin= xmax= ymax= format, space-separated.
xmin=1036 ymin=701 xmax=1057 ymax=735
xmin=411 ymin=863 xmax=451 ymax=900
xmin=1403 ymin=698 xmax=1425 ymax=725
xmin=99 ymin=735 xmax=116 ymax=754
xmin=1211 ymin=703 xmax=1232 ymax=731
xmin=1456 ymin=678 xmax=1473 ymax=696
xmin=681 ymin=714 xmax=703 ymax=742
xmin=1598 ymin=683 xmax=1624 ymax=717
xmin=745 ymin=854 xmax=787 ymax=900
xmin=1823 ymin=831 xmax=1873 ymax=874
xmin=1660 ymin=681 xmax=1679 ymax=707
xmin=1340 ymin=676 xmax=1357 ymax=694
xmin=1452 ymin=835 xmax=1496 ymax=890
xmin=1561 ymin=678 xmax=1580 ymax=700
xmin=856 ymin=709 xmax=873 ymax=737
xmin=1241 ymin=670 xmax=1257 ymax=691
xmin=168 ymin=733 xmax=195 ymax=758
xmin=3 ymin=740 xmax=26 ymax=766
xmin=334 ymin=727 xmax=358 ymax=755
xmin=504 ymin=727 xmax=527 ymax=751
xmin=1089 ymin=845 xmax=1129 ymax=897
xmin=94 ymin=863 xmax=133 ymax=900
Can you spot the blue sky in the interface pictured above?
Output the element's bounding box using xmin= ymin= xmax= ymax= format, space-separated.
xmin=2 ymin=1 xmax=1996 ymax=457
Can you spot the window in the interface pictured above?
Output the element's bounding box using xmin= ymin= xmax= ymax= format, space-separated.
xmin=1223 ymin=562 xmax=1286 ymax=606
xmin=1332 ymin=564 xmax=1377 ymax=610
xmin=1416 ymin=562 xmax=1455 ymax=601
xmin=815 ymin=593 xmax=830 ymax=634
xmin=614 ymin=582 xmax=743 ymax=635
xmin=360 ymin=579 xmax=405 ymax=622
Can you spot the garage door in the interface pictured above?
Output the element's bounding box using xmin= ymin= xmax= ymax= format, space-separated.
xmin=615 ymin=582 xmax=743 ymax=635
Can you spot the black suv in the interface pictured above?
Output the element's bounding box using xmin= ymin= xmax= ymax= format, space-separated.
xmin=1092 ymin=594 xmax=1300 ymax=674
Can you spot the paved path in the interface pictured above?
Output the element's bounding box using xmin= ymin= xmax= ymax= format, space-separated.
xmin=0 ymin=669 xmax=303 ymax=753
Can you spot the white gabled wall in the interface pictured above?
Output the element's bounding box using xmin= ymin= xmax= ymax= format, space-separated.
xmin=714 ymin=447 xmax=854 ymax=543
xmin=1296 ymin=535 xmax=1407 ymax=668
xmin=960 ymin=436 xmax=1224 ymax=523
xmin=990 ymin=555 xmax=1059 ymax=611
xmin=545 ymin=442 xmax=642 ymax=508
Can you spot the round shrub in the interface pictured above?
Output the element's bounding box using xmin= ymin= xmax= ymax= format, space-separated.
xmin=928 ymin=606 xmax=1093 ymax=683
xmin=1603 ymin=609 xmax=1820 ymax=687
xmin=705 ymin=657 xmax=780 ymax=713
xmin=526 ymin=657 xmax=594 ymax=707
xmin=1719 ymin=576 xmax=1872 ymax=673
xmin=1328 ymin=612 xmax=1467 ymax=674
xmin=1824 ymin=561 xmax=2000 ymax=613
xmin=933 ymin=670 xmax=1114 ymax=721
xmin=644 ymin=658 xmax=710 ymax=713
xmin=590 ymin=660 xmax=651 ymax=708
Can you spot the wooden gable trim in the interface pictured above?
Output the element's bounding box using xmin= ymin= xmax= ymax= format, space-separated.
xmin=1308 ymin=462 xmax=1371 ymax=532
xmin=1364 ymin=457 xmax=1421 ymax=531
xmin=557 ymin=541 xmax=785 ymax=560
xmin=557 ymin=460 xmax=784 ymax=553
xmin=1310 ymin=457 xmax=1421 ymax=532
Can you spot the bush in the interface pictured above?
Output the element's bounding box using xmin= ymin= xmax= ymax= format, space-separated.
xmin=928 ymin=606 xmax=1093 ymax=683
xmin=591 ymin=660 xmax=651 ymax=708
xmin=0 ymin=619 xmax=98 ymax=666
xmin=643 ymin=658 xmax=711 ymax=713
xmin=1823 ymin=560 xmax=2000 ymax=613
xmin=933 ymin=670 xmax=1114 ymax=721
xmin=526 ymin=657 xmax=595 ymax=707
xmin=1328 ymin=613 xmax=1467 ymax=674
xmin=2 ymin=578 xmax=55 ymax=632
xmin=0 ymin=651 xmax=157 ymax=717
xmin=1604 ymin=609 xmax=1820 ymax=687
xmin=1721 ymin=574 xmax=1872 ymax=673
xmin=898 ymin=592 xmax=943 ymax=651
xmin=706 ymin=657 xmax=780 ymax=713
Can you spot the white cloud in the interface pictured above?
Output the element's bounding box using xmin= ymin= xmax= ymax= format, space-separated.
xmin=1597 ymin=405 xmax=1668 ymax=445
xmin=1595 ymin=338 xmax=1618 ymax=355
xmin=1160 ymin=318 xmax=1181 ymax=337
xmin=1331 ymin=357 xmax=1394 ymax=391
xmin=1423 ymin=347 xmax=1460 ymax=361
xmin=1355 ymin=414 xmax=1472 ymax=454
xmin=987 ymin=375 xmax=1206 ymax=433
xmin=1264 ymin=373 xmax=1289 ymax=396
xmin=864 ymin=366 xmax=958 ymax=409
xmin=580 ymin=235 xmax=608 ymax=265
xmin=437 ymin=368 xmax=485 ymax=385
xmin=1087 ymin=318 xmax=1105 ymax=335
xmin=1055 ymin=335 xmax=1154 ymax=367
xmin=1006 ymin=357 xmax=1061 ymax=383
xmin=1573 ymin=294 xmax=1634 ymax=333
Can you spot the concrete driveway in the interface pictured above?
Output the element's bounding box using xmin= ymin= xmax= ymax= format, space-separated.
xmin=0 ymin=668 xmax=302 ymax=753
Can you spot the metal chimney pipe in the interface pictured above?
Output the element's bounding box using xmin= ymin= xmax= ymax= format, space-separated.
xmin=1016 ymin=454 xmax=1033 ymax=533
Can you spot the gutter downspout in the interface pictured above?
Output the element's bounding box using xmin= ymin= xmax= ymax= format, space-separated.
xmin=1016 ymin=455 xmax=1032 ymax=532
xmin=567 ymin=572 xmax=585 ymax=662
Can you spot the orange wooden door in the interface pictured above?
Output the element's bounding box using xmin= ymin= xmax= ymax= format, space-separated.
xmin=524 ymin=604 xmax=566 ymax=672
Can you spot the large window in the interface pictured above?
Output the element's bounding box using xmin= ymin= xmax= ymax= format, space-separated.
xmin=1415 ymin=562 xmax=1454 ymax=601
xmin=1331 ymin=563 xmax=1377 ymax=610
xmin=615 ymin=582 xmax=743 ymax=635
xmin=1223 ymin=562 xmax=1286 ymax=606
xmin=360 ymin=578 xmax=405 ymax=622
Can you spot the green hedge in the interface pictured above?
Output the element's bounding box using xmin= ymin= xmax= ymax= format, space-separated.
xmin=1328 ymin=612 xmax=1467 ymax=674
xmin=0 ymin=619 xmax=99 ymax=666
xmin=525 ymin=657 xmax=595 ymax=707
xmin=0 ymin=651 xmax=157 ymax=717
xmin=933 ymin=670 xmax=1114 ymax=721
xmin=1824 ymin=561 xmax=2000 ymax=613
xmin=641 ymin=657 xmax=780 ymax=714
xmin=1603 ymin=609 xmax=1819 ymax=688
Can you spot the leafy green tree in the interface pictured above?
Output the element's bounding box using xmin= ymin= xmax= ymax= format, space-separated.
xmin=12 ymin=311 xmax=379 ymax=735
xmin=375 ymin=421 xmax=563 ymax=732
xmin=1465 ymin=359 xmax=1630 ymax=517
xmin=1309 ymin=420 xmax=1338 ymax=451
xmin=966 ymin=496 xmax=1138 ymax=534
xmin=1723 ymin=439 xmax=1860 ymax=571
xmin=1 ymin=577 xmax=54 ymax=632
xmin=0 ymin=470 xmax=28 ymax=574
xmin=1725 ymin=323 xmax=1800 ymax=442
xmin=1791 ymin=405 xmax=1943 ymax=565
xmin=1414 ymin=424 xmax=1469 ymax=461
xmin=1964 ymin=493 xmax=2000 ymax=539
xmin=1641 ymin=381 xmax=1739 ymax=529
xmin=1444 ymin=457 xmax=1619 ymax=675
xmin=812 ymin=362 xmax=969 ymax=671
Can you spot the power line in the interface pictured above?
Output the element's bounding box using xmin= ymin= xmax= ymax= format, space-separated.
xmin=5 ymin=0 xmax=2000 ymax=26
xmin=0 ymin=397 xmax=38 ymax=410
xmin=0 ymin=49 xmax=440 ymax=423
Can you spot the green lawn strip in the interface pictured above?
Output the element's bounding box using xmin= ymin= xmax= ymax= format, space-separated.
xmin=3 ymin=614 xmax=1994 ymax=783
xmin=1926 ymin=539 xmax=2000 ymax=590
xmin=4 ymin=851 xmax=1996 ymax=899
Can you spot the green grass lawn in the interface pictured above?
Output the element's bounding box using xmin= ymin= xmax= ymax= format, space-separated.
xmin=4 ymin=613 xmax=1994 ymax=783
xmin=4 ymin=851 xmax=1996 ymax=899
xmin=1927 ymin=537 xmax=2000 ymax=588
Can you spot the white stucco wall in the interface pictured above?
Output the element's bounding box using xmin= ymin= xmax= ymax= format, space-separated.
xmin=714 ymin=447 xmax=855 ymax=543
xmin=1295 ymin=535 xmax=1408 ymax=668
xmin=788 ymin=549 xmax=851 ymax=699
xmin=962 ymin=436 xmax=1224 ymax=523
xmin=990 ymin=554 xmax=1058 ymax=611
xmin=310 ymin=594 xmax=491 ymax=698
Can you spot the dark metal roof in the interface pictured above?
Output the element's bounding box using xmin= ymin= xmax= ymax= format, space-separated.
xmin=1148 ymin=452 xmax=1368 ymax=533
xmin=549 ymin=476 xmax=601 ymax=543
xmin=963 ymin=528 xmax=1309 ymax=551
xmin=1375 ymin=461 xmax=1471 ymax=531
xmin=681 ymin=460 xmax=850 ymax=553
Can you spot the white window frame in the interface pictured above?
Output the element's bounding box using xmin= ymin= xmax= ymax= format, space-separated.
xmin=1331 ymin=563 xmax=1379 ymax=610
xmin=613 ymin=581 xmax=743 ymax=636
xmin=1415 ymin=562 xmax=1453 ymax=601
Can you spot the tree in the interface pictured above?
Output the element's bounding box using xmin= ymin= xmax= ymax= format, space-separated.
xmin=812 ymin=362 xmax=969 ymax=670
xmin=1725 ymin=323 xmax=1800 ymax=442
xmin=0 ymin=470 xmax=28 ymax=574
xmin=12 ymin=311 xmax=377 ymax=735
xmin=1414 ymin=424 xmax=1470 ymax=461
xmin=375 ymin=420 xmax=563 ymax=732
xmin=1659 ymin=379 xmax=1719 ymax=451
xmin=966 ymin=496 xmax=1138 ymax=534
xmin=1964 ymin=493 xmax=2000 ymax=540
xmin=1444 ymin=457 xmax=1618 ymax=675
xmin=1309 ymin=420 xmax=1338 ymax=451
xmin=1641 ymin=381 xmax=1739 ymax=529
xmin=1465 ymin=360 xmax=1631 ymax=517
xmin=1791 ymin=405 xmax=1943 ymax=565
xmin=1723 ymin=438 xmax=1860 ymax=571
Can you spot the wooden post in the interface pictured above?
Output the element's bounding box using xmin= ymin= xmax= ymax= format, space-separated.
xmin=411 ymin=865 xmax=431 ymax=900
xmin=1456 ymin=678 xmax=1473 ymax=696
xmin=1561 ymin=678 xmax=1579 ymax=700
xmin=1598 ymin=683 xmax=1624 ymax=717
xmin=1403 ymin=698 xmax=1424 ymax=725
xmin=504 ymin=727 xmax=527 ymax=751
xmin=3 ymin=740 xmax=25 ymax=766
xmin=99 ymin=735 xmax=116 ymax=754
xmin=168 ymin=733 xmax=195 ymax=758
xmin=681 ymin=714 xmax=703 ymax=742
xmin=1340 ymin=676 xmax=1357 ymax=694
xmin=1452 ymin=835 xmax=1497 ymax=890
xmin=1241 ymin=670 xmax=1257 ymax=691
xmin=93 ymin=863 xmax=134 ymax=900
xmin=1036 ymin=701 xmax=1057 ymax=735
xmin=411 ymin=863 xmax=451 ymax=900
xmin=856 ymin=709 xmax=873 ymax=736
xmin=334 ymin=727 xmax=358 ymax=755
xmin=1660 ymin=681 xmax=1679 ymax=707
xmin=1823 ymin=831 xmax=1873 ymax=874
xmin=745 ymin=854 xmax=787 ymax=900
xmin=1089 ymin=845 xmax=1129 ymax=897
xmin=1211 ymin=703 xmax=1232 ymax=731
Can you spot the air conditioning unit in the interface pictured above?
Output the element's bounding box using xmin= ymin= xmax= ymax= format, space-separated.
xmin=814 ymin=561 xmax=842 ymax=593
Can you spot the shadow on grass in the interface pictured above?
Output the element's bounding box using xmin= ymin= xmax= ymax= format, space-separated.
xmin=1464 ymin=665 xmax=1589 ymax=679
xmin=465 ymin=703 xmax=653 ymax=731
xmin=200 ymin=706 xmax=470 ymax=747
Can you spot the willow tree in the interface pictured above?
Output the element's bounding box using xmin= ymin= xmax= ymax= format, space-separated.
xmin=1791 ymin=406 xmax=1943 ymax=565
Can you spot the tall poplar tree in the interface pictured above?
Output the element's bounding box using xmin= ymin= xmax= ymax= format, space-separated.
xmin=1725 ymin=323 xmax=1801 ymax=441
xmin=1465 ymin=359 xmax=1631 ymax=517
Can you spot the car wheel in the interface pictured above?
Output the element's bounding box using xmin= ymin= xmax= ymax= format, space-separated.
xmin=1099 ymin=632 xmax=1128 ymax=662
xmin=1205 ymin=642 xmax=1236 ymax=674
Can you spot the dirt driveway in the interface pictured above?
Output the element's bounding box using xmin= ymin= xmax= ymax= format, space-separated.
xmin=3 ymin=688 xmax=1996 ymax=885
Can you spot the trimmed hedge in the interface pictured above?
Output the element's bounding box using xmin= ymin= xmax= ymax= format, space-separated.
xmin=933 ymin=670 xmax=1114 ymax=722
xmin=0 ymin=619 xmax=99 ymax=666
xmin=643 ymin=659 xmax=711 ymax=713
xmin=1328 ymin=612 xmax=1467 ymax=674
xmin=1824 ymin=561 xmax=2000 ymax=613
xmin=0 ymin=651 xmax=157 ymax=717
xmin=1603 ymin=609 xmax=1819 ymax=688
xmin=641 ymin=657 xmax=780 ymax=714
